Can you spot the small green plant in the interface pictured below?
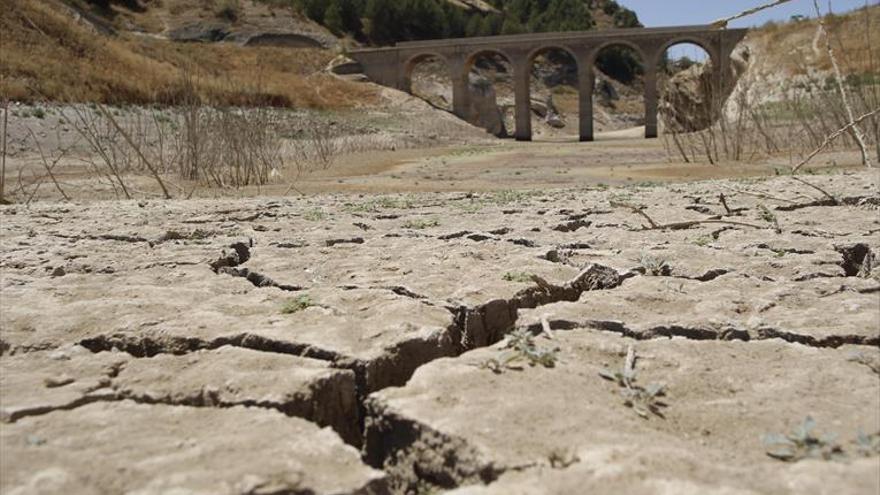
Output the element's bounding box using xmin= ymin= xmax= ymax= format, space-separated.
xmin=638 ymin=252 xmax=671 ymax=276
xmin=302 ymin=209 xmax=327 ymax=222
xmin=402 ymin=218 xmax=440 ymax=229
xmin=281 ymin=295 xmax=314 ymax=314
xmin=454 ymin=201 xmax=484 ymax=214
xmin=599 ymin=346 xmax=667 ymax=419
xmin=758 ymin=204 xmax=781 ymax=233
xmin=502 ymin=271 xmax=534 ymax=283
xmin=763 ymin=417 xmax=844 ymax=462
xmin=480 ymin=328 xmax=559 ymax=373
xmin=693 ymin=235 xmax=711 ymax=247
xmin=345 ymin=196 xmax=416 ymax=213
xmin=855 ymin=431 xmax=880 ymax=457
xmin=32 ymin=108 xmax=46 ymax=119
xmin=487 ymin=190 xmax=539 ymax=205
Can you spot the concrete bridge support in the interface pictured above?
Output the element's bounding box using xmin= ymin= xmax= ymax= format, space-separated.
xmin=349 ymin=26 xmax=748 ymax=142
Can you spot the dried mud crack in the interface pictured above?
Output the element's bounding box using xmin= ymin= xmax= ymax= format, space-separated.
xmin=2 ymin=171 xmax=878 ymax=495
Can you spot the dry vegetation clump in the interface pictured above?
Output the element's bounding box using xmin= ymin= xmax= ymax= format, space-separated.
xmin=0 ymin=0 xmax=377 ymax=109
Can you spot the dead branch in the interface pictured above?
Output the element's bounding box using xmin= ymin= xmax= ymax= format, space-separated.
xmin=719 ymin=193 xmax=732 ymax=215
xmin=609 ymin=200 xmax=658 ymax=228
xmin=812 ymin=0 xmax=873 ymax=168
xmin=95 ymin=104 xmax=173 ymax=199
xmin=712 ymin=0 xmax=794 ymax=28
xmin=791 ymin=107 xmax=880 ymax=173
xmin=25 ymin=127 xmax=70 ymax=201
xmin=611 ymin=200 xmax=766 ymax=231
xmin=648 ymin=219 xmax=767 ymax=231
xmin=790 ymin=176 xmax=839 ymax=205
xmin=1 ymin=99 xmax=7 ymax=204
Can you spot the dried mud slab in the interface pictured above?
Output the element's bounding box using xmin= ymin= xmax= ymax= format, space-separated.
xmin=448 ymin=452 xmax=880 ymax=495
xmin=364 ymin=331 xmax=880 ymax=494
xmin=1 ymin=346 xmax=361 ymax=444
xmin=0 ymin=345 xmax=126 ymax=423
xmin=519 ymin=276 xmax=880 ymax=346
xmin=0 ymin=402 xmax=387 ymax=495
xmin=110 ymin=346 xmax=361 ymax=444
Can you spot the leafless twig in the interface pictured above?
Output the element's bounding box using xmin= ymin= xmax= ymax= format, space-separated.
xmin=609 ymin=200 xmax=659 ymax=228
xmin=791 ymin=107 xmax=880 ymax=173
xmin=712 ymin=0 xmax=794 ymax=28
xmin=812 ymin=0 xmax=873 ymax=168
xmin=1 ymin=99 xmax=7 ymax=204
xmin=790 ymin=176 xmax=839 ymax=205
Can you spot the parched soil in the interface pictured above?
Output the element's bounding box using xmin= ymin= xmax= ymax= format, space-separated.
xmin=1 ymin=170 xmax=879 ymax=494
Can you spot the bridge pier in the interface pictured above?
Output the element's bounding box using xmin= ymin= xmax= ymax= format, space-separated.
xmin=643 ymin=65 xmax=659 ymax=139
xmin=513 ymin=59 xmax=532 ymax=142
xmin=450 ymin=55 xmax=471 ymax=121
xmin=578 ymin=64 xmax=595 ymax=142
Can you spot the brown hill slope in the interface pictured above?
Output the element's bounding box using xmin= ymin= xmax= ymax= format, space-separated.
xmin=0 ymin=0 xmax=377 ymax=108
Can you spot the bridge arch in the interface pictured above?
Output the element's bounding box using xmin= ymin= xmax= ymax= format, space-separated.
xmin=525 ymin=45 xmax=581 ymax=141
xmin=402 ymin=52 xmax=451 ymax=94
xmin=587 ymin=39 xmax=646 ymax=69
xmin=655 ymin=37 xmax=718 ymax=69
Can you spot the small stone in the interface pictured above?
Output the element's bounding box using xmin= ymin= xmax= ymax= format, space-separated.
xmin=50 ymin=266 xmax=66 ymax=277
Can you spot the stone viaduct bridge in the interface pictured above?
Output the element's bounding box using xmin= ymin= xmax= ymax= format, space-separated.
xmin=348 ymin=26 xmax=748 ymax=142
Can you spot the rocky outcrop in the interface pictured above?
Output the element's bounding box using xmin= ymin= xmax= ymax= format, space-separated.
xmin=660 ymin=47 xmax=751 ymax=132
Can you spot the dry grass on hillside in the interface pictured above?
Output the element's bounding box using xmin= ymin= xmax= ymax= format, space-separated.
xmin=0 ymin=0 xmax=378 ymax=108
xmin=750 ymin=5 xmax=880 ymax=75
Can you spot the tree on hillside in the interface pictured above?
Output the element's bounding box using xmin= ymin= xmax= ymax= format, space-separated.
xmin=324 ymin=0 xmax=346 ymax=35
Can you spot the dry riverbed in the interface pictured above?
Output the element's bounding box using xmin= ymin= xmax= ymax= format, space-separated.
xmin=1 ymin=170 xmax=879 ymax=494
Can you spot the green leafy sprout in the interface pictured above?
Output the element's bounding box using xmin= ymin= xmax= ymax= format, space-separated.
xmin=599 ymin=346 xmax=667 ymax=419
xmin=763 ymin=416 xmax=844 ymax=462
xmin=281 ymin=295 xmax=314 ymax=314
xmin=480 ymin=328 xmax=559 ymax=373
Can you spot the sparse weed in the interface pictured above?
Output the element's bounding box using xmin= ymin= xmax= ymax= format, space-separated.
xmin=281 ymin=295 xmax=314 ymax=314
xmin=763 ymin=416 xmax=844 ymax=462
xmin=502 ymin=271 xmax=534 ymax=283
xmin=758 ymin=204 xmax=781 ymax=233
xmin=693 ymin=235 xmax=711 ymax=247
xmin=454 ymin=201 xmax=484 ymax=214
xmin=32 ymin=108 xmax=46 ymax=119
xmin=599 ymin=346 xmax=667 ymax=419
xmin=480 ymin=328 xmax=559 ymax=373
xmin=487 ymin=190 xmax=538 ymax=205
xmin=402 ymin=218 xmax=440 ymax=229
xmin=345 ymin=196 xmax=416 ymax=213
xmin=855 ymin=431 xmax=880 ymax=457
xmin=302 ymin=209 xmax=327 ymax=222
xmin=638 ymin=252 xmax=672 ymax=276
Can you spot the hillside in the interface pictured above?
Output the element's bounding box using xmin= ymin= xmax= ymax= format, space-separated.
xmin=0 ymin=0 xmax=376 ymax=107
xmin=742 ymin=4 xmax=879 ymax=100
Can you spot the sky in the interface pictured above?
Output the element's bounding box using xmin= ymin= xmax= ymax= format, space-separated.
xmin=617 ymin=0 xmax=877 ymax=28
xmin=616 ymin=0 xmax=878 ymax=60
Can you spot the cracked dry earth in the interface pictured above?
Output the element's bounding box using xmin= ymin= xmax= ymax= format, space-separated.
xmin=1 ymin=171 xmax=879 ymax=494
